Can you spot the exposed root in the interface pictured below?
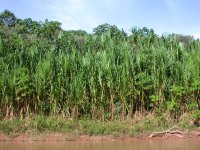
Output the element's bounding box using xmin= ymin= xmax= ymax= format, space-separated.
xmin=149 ymin=127 xmax=200 ymax=138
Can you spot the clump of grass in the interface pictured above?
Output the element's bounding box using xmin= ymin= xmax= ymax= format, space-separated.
xmin=0 ymin=118 xmax=25 ymax=134
xmin=79 ymin=120 xmax=128 ymax=135
xmin=30 ymin=115 xmax=69 ymax=133
xmin=79 ymin=120 xmax=105 ymax=135
xmin=0 ymin=116 xmax=75 ymax=134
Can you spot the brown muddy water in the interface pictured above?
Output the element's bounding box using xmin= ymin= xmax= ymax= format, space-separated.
xmin=0 ymin=139 xmax=200 ymax=150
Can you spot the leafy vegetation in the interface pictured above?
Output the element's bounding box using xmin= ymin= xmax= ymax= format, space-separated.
xmin=0 ymin=10 xmax=200 ymax=124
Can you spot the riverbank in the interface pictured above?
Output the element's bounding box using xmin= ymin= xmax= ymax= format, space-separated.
xmin=0 ymin=131 xmax=200 ymax=142
xmin=0 ymin=113 xmax=199 ymax=141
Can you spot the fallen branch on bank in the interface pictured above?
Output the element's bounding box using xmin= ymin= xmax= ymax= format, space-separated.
xmin=149 ymin=127 xmax=200 ymax=138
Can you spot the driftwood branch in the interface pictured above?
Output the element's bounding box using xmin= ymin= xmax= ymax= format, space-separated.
xmin=149 ymin=127 xmax=200 ymax=138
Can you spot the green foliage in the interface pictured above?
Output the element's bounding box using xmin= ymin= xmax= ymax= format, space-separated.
xmin=31 ymin=115 xmax=68 ymax=132
xmin=80 ymin=120 xmax=128 ymax=135
xmin=93 ymin=23 xmax=127 ymax=40
xmin=0 ymin=10 xmax=199 ymax=121
xmin=0 ymin=114 xmax=196 ymax=135
xmin=0 ymin=119 xmax=24 ymax=134
xmin=0 ymin=9 xmax=17 ymax=27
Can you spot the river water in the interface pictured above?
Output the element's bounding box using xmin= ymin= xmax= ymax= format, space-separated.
xmin=0 ymin=139 xmax=200 ymax=150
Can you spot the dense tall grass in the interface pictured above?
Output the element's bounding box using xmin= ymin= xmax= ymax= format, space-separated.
xmin=0 ymin=12 xmax=200 ymax=121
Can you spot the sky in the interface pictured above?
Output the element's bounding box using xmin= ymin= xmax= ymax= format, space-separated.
xmin=0 ymin=0 xmax=200 ymax=38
